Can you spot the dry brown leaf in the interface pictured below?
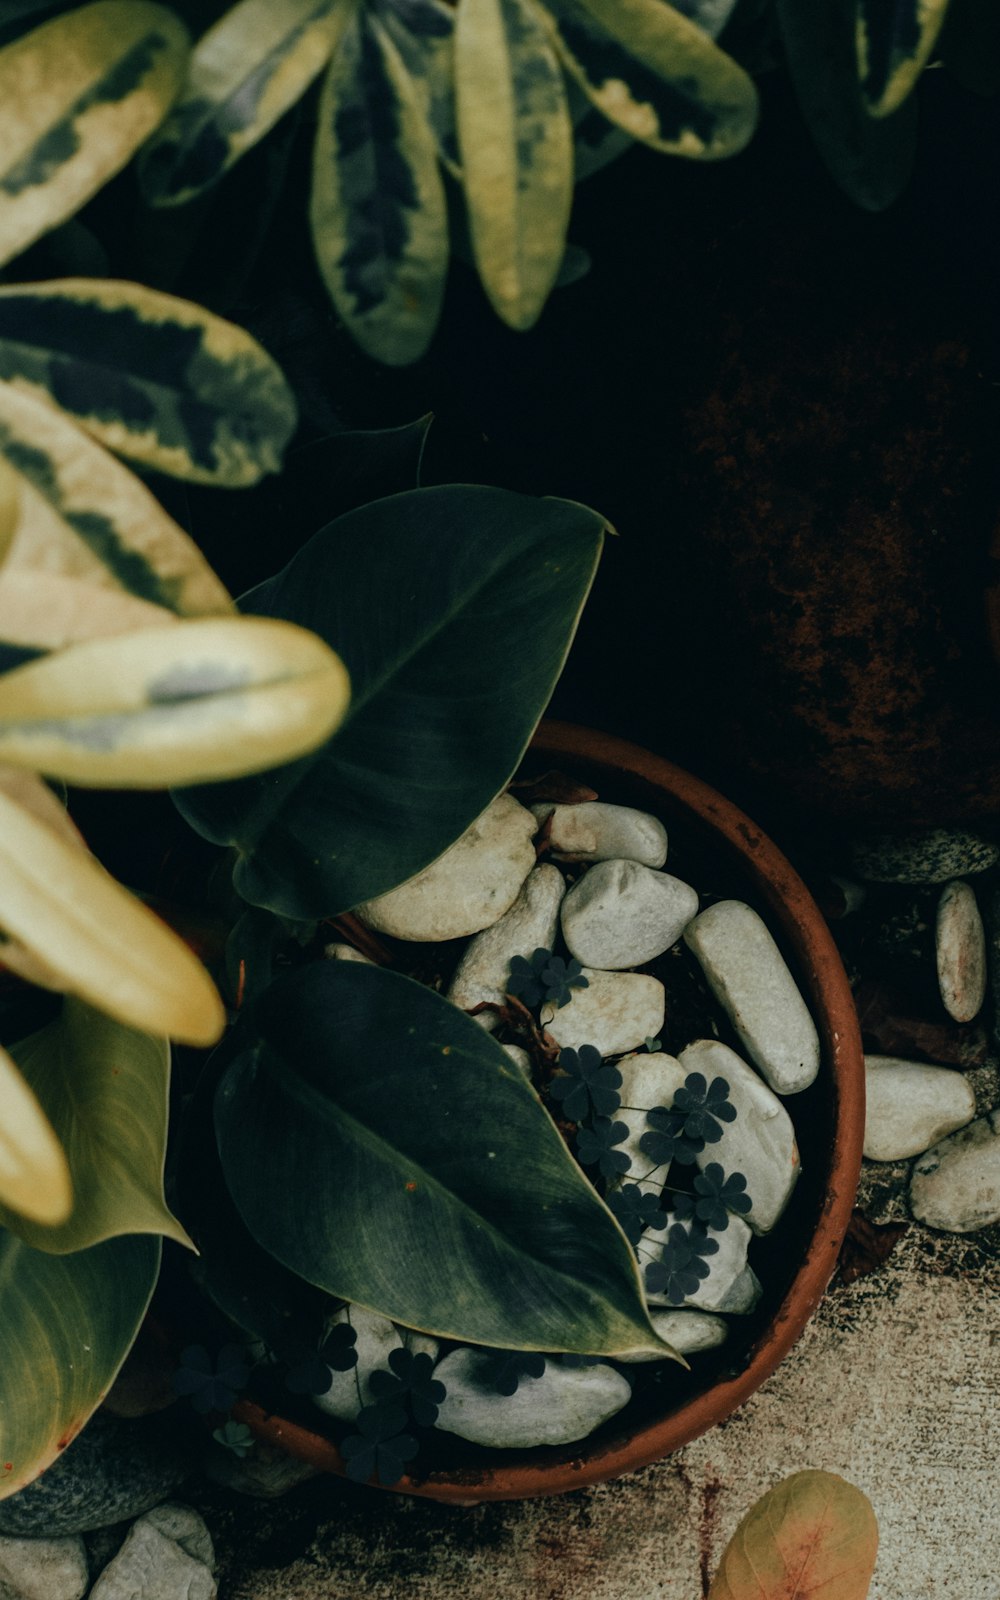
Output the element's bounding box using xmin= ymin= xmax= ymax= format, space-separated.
xmin=837 ymin=1209 xmax=910 ymax=1287
xmin=708 ymin=1469 xmax=878 ymax=1600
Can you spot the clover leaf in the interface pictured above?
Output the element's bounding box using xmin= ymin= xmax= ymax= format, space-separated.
xmin=575 ymin=1116 xmax=631 ymax=1180
xmin=368 ymin=1347 xmax=447 ymax=1427
xmin=284 ymin=1320 xmax=358 ymax=1395
xmin=341 ymin=1402 xmax=419 ymax=1487
xmin=549 ymin=1045 xmax=622 ymax=1121
xmin=476 ymin=1349 xmax=546 ymax=1396
xmin=540 ymin=955 xmax=588 ymax=1008
xmin=639 ymin=1107 xmax=696 ymax=1168
xmin=643 ymin=1222 xmax=720 ymax=1305
xmin=213 ymin=1420 xmax=254 ymax=1458
xmin=172 ymin=1344 xmax=250 ymax=1415
xmin=672 ymin=1073 xmax=737 ymax=1144
xmin=507 ymin=948 xmax=588 ymax=1010
xmin=691 ymin=1163 xmax=752 ymax=1230
xmin=606 ymin=1183 xmax=668 ymax=1246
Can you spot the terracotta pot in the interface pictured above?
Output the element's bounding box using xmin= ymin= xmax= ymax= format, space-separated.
xmin=234 ymin=722 xmax=864 ymax=1502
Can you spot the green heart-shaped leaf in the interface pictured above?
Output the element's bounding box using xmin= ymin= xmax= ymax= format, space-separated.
xmin=708 ymin=1469 xmax=879 ymax=1599
xmin=173 ymin=485 xmax=605 ymax=920
xmin=215 ymin=961 xmax=673 ymax=1357
xmin=0 ymin=1001 xmax=188 ymax=1254
xmin=0 ymin=1231 xmax=160 ymax=1501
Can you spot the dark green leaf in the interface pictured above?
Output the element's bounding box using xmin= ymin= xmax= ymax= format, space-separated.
xmin=173 ymin=486 xmax=605 ymax=920
xmin=215 ymin=962 xmax=672 ymax=1356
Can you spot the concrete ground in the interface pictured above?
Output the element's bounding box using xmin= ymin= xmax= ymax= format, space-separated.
xmin=193 ymin=1143 xmax=1000 ymax=1600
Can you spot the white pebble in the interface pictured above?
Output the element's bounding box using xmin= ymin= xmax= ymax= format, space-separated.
xmin=531 ymin=802 xmax=667 ymax=866
xmin=611 ymin=1050 xmax=687 ymax=1194
xmin=446 ymin=862 xmax=564 ymax=1029
xmin=641 ymin=1212 xmax=751 ymax=1312
xmin=312 ymin=1306 xmax=438 ymax=1423
xmin=935 ymin=880 xmax=986 ymax=1024
xmin=433 ymin=1351 xmax=630 ymax=1448
xmin=863 ymin=1056 xmax=977 ymax=1160
xmin=680 ymin=1039 xmax=800 ymax=1233
xmin=0 ymin=1535 xmax=88 ymax=1600
xmin=910 ymin=1110 xmax=1000 ymax=1232
xmin=541 ymin=969 xmax=665 ymax=1057
xmin=561 ymin=860 xmax=698 ymax=970
xmin=614 ymin=1309 xmax=727 ymax=1361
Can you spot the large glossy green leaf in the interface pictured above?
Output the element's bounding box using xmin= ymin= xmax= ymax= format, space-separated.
xmin=0 ymin=2 xmax=190 ymax=269
xmin=0 ymin=279 xmax=298 ymax=488
xmin=0 ymin=1230 xmax=160 ymax=1500
xmin=455 ymin=0 xmax=573 ymax=330
xmin=310 ymin=6 xmax=449 ymax=365
xmin=709 ymin=1470 xmax=878 ymax=1599
xmin=216 ymin=962 xmax=672 ymax=1356
xmin=0 ymin=1001 xmax=188 ymax=1254
xmin=139 ymin=0 xmax=350 ymax=207
xmin=173 ymin=486 xmax=605 ymax=919
xmin=855 ymin=0 xmax=951 ymax=116
xmin=545 ymin=0 xmax=758 ymax=159
xmin=777 ymin=0 xmax=918 ymax=210
xmin=375 ymin=0 xmax=460 ymax=174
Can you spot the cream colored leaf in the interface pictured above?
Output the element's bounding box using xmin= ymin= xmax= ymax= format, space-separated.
xmin=0 ymin=569 xmax=177 ymax=652
xmin=0 ymin=1045 xmax=71 ymax=1227
xmin=0 ymin=452 xmax=19 ymax=565
xmin=709 ymin=1469 xmax=879 ymax=1600
xmin=0 ymin=616 xmax=351 ymax=787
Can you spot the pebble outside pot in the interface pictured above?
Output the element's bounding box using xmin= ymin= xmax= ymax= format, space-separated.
xmin=231 ymin=721 xmax=865 ymax=1503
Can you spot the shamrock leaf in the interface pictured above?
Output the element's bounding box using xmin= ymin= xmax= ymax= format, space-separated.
xmin=284 ymin=1320 xmax=358 ymax=1395
xmin=606 ymin=1183 xmax=668 ymax=1246
xmin=640 ymin=1107 xmax=698 ymax=1168
xmin=213 ymin=1420 xmax=254 ymax=1458
xmin=540 ymin=954 xmax=588 ymax=1008
xmin=507 ymin=948 xmax=588 ymax=1009
xmin=341 ymin=1402 xmax=418 ymax=1487
xmin=368 ymin=1347 xmax=447 ymax=1427
xmin=691 ymin=1163 xmax=752 ymax=1231
xmin=548 ymin=1045 xmax=622 ymax=1121
xmin=476 ymin=1348 xmax=546 ymax=1396
xmin=575 ymin=1116 xmax=631 ymax=1180
xmin=644 ymin=1222 xmax=720 ymax=1305
xmin=172 ymin=1344 xmax=250 ymax=1415
xmin=672 ymin=1073 xmax=737 ymax=1144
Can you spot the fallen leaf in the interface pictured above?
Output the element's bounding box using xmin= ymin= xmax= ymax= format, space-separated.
xmin=854 ymin=978 xmax=988 ymax=1067
xmin=708 ymin=1468 xmax=878 ymax=1599
xmin=837 ymin=1209 xmax=910 ymax=1287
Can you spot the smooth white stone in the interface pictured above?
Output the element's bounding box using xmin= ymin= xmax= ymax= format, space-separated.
xmin=356 ymin=794 xmax=537 ymax=942
xmin=531 ymin=802 xmax=668 ymax=867
xmin=684 ymin=900 xmax=820 ymax=1094
xmin=541 ymin=969 xmax=665 ymax=1057
xmin=641 ymin=1213 xmax=751 ymax=1312
xmin=0 ymin=1536 xmax=88 ymax=1600
xmin=89 ymin=1523 xmax=215 ymax=1600
xmin=935 ymin=880 xmax=986 ymax=1024
xmin=446 ymin=863 xmax=565 ymax=1029
xmin=612 ymin=1051 xmax=687 ymax=1194
xmin=502 ymin=1044 xmax=533 ymax=1080
xmin=322 ymin=942 xmax=374 ymax=965
xmin=560 ymin=860 xmax=699 ymax=970
xmin=680 ymin=1039 xmax=800 ymax=1234
xmin=433 ymin=1351 xmax=630 ymax=1448
xmin=312 ymin=1306 xmax=439 ymax=1423
xmin=134 ymin=1505 xmax=214 ymax=1571
xmin=713 ymin=1265 xmax=762 ymax=1314
xmin=614 ymin=1309 xmax=728 ymax=1361
xmin=864 ymin=1056 xmax=977 ymax=1160
xmin=910 ymin=1110 xmax=1000 ymax=1232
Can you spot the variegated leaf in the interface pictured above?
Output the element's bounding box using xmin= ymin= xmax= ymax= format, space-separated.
xmin=856 ymin=0 xmax=952 ymax=115
xmin=0 ymin=382 xmax=232 ymax=619
xmin=2 ymin=1001 xmax=190 ymax=1254
xmin=311 ymin=7 xmax=449 ymax=365
xmin=568 ymin=79 xmax=633 ymax=180
xmin=375 ymin=0 xmax=461 ymax=173
xmin=0 ymin=452 xmax=18 ymax=565
xmin=0 ymin=1045 xmax=71 ymax=1228
xmin=0 ymin=2 xmax=190 ymax=268
xmin=0 ymin=787 xmax=225 ymax=1046
xmin=0 ymin=278 xmax=298 ymax=487
xmin=545 ymin=0 xmax=758 ymax=158
xmin=672 ymin=0 xmax=741 ymax=37
xmin=455 ymin=0 xmax=573 ymax=330
xmin=0 ymin=571 xmax=176 ymax=654
xmin=0 ymin=615 xmax=351 ymax=789
xmin=139 ymin=0 xmax=351 ymax=207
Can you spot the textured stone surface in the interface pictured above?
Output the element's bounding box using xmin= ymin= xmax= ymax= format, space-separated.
xmin=560 ymin=860 xmax=698 ymax=970
xmin=541 ymin=970 xmax=664 ymax=1057
xmin=910 ymin=1110 xmax=1000 ymax=1231
xmin=611 ymin=1050 xmax=687 ymax=1193
xmin=614 ymin=1309 xmax=728 ymax=1360
xmin=0 ymin=1534 xmax=88 ymax=1600
xmin=312 ymin=1307 xmax=438 ymax=1424
xmin=433 ymin=1353 xmax=631 ymax=1449
xmin=355 ymin=795 xmax=537 ymax=942
xmin=138 ymin=1505 xmax=214 ymax=1572
xmin=446 ymin=863 xmax=564 ymax=1026
xmin=684 ymin=900 xmax=820 ymax=1094
xmin=89 ymin=1521 xmax=216 ymax=1600
xmin=680 ymin=1039 xmax=801 ymax=1233
xmin=935 ymin=880 xmax=986 ymax=1024
xmin=864 ymin=1057 xmax=976 ymax=1160
xmin=531 ymin=802 xmax=668 ymax=867
xmin=850 ymin=828 xmax=1000 ymax=884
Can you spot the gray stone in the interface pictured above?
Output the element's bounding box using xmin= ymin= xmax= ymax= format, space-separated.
xmin=641 ymin=1212 xmax=751 ymax=1313
xmin=713 ymin=1265 xmax=763 ymax=1315
xmin=910 ymin=1110 xmax=1000 ymax=1232
xmin=679 ymin=1039 xmax=801 ymax=1233
xmin=89 ymin=1521 xmax=215 ymax=1600
xmin=541 ymin=969 xmax=665 ymax=1058
xmin=0 ymin=1534 xmax=87 ymax=1600
xmin=531 ymin=802 xmax=668 ymax=867
xmin=501 ymin=1044 xmax=533 ymax=1080
xmin=0 ymin=1414 xmax=193 ymax=1538
xmin=849 ymin=828 xmax=1000 ymax=885
xmin=684 ymin=900 xmax=820 ymax=1094
xmin=614 ymin=1310 xmax=727 ymax=1361
xmin=864 ymin=1056 xmax=977 ymax=1161
xmin=611 ymin=1050 xmax=687 ymax=1194
xmin=560 ymin=860 xmax=699 ymax=971
xmin=136 ymin=1506 xmax=213 ymax=1572
xmin=936 ymin=880 xmax=986 ymax=1024
xmin=312 ymin=1306 xmax=438 ymax=1424
xmin=446 ymin=863 xmax=564 ymax=1028
xmin=322 ymin=942 xmax=374 ymax=965
xmin=355 ymin=794 xmax=537 ymax=941
xmin=202 ymin=1440 xmax=319 ymax=1500
xmin=433 ymin=1352 xmax=630 ymax=1448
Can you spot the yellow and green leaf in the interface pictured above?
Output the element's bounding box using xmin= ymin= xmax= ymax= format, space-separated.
xmin=708 ymin=1469 xmax=879 ymax=1599
xmin=0 ymin=382 xmax=232 ymax=621
xmin=0 ymin=786 xmax=225 ymax=1046
xmin=0 ymin=1230 xmax=160 ymax=1502
xmin=0 ymin=278 xmax=298 ymax=488
xmin=455 ymin=0 xmax=573 ymax=331
xmin=544 ymin=0 xmax=758 ymax=158
xmin=140 ymin=0 xmax=352 ymax=207
xmin=375 ymin=0 xmax=461 ymax=174
xmin=856 ymin=0 xmax=952 ymax=116
xmin=0 ymin=1045 xmax=71 ymax=1228
xmin=0 ymin=1 xmax=190 ymax=269
xmin=0 ymin=571 xmax=177 ymax=654
xmin=0 ymin=452 xmax=19 ymax=565
xmin=310 ymin=6 xmax=449 ymax=365
xmin=2 ymin=1001 xmax=190 ymax=1254
xmin=0 ymin=615 xmax=351 ymax=789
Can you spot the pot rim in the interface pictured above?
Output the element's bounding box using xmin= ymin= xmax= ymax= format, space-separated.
xmin=235 ymin=720 xmax=865 ymax=1502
